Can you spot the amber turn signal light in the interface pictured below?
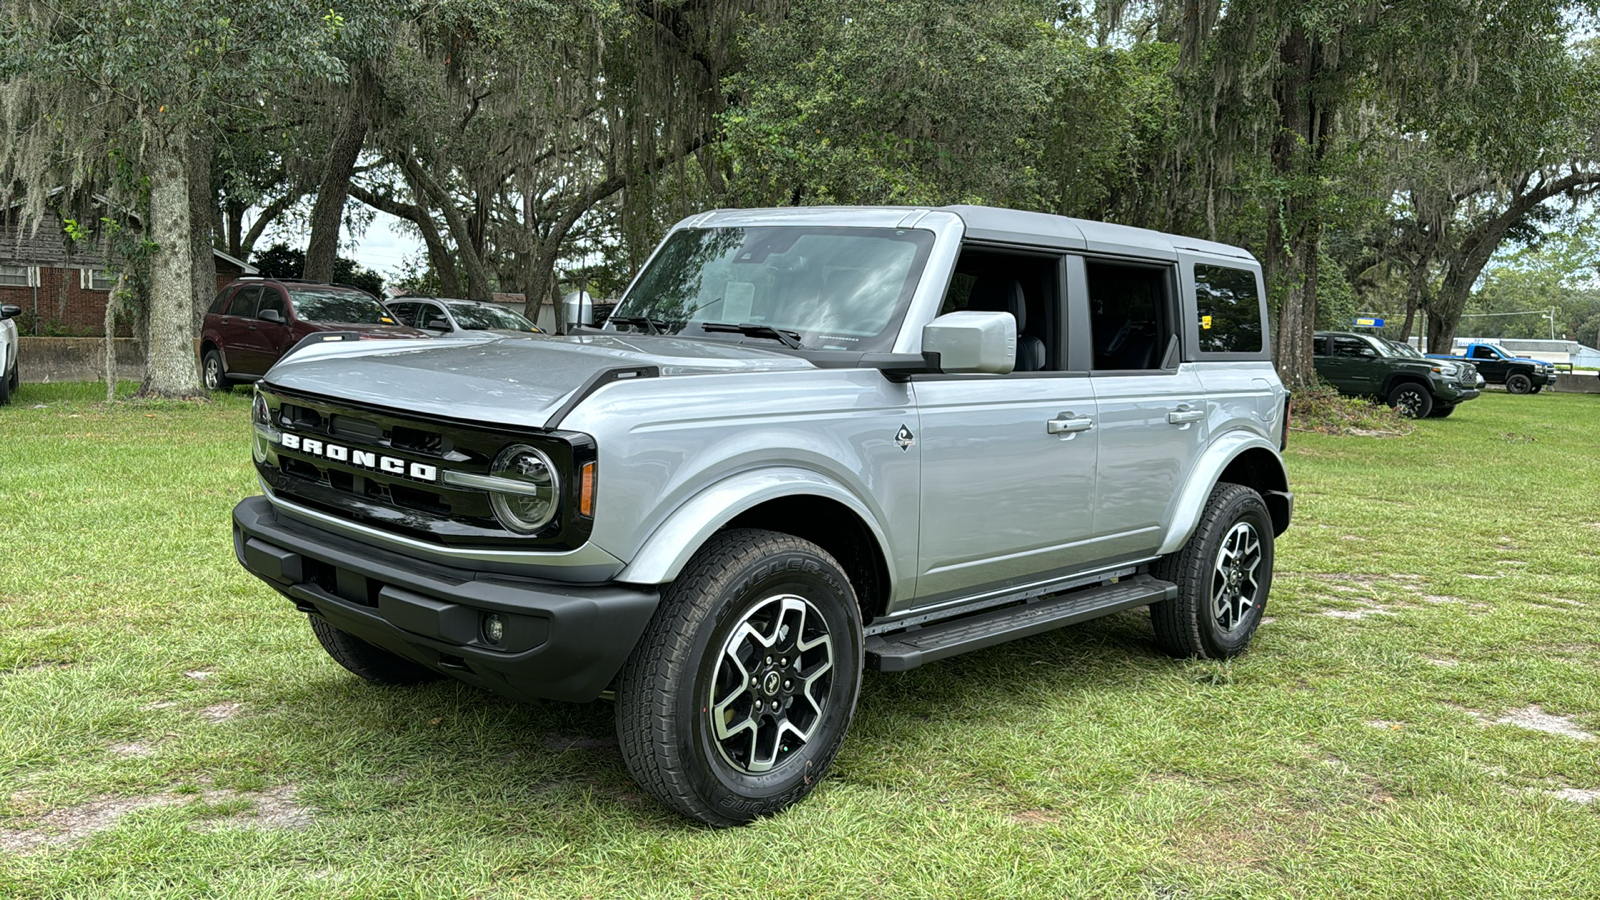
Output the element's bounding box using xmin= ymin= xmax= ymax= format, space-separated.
xmin=579 ymin=461 xmax=596 ymax=517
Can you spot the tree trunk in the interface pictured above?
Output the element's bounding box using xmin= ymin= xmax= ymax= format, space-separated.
xmin=401 ymin=152 xmax=492 ymax=299
xmin=304 ymin=84 xmax=371 ymax=282
xmin=189 ymin=131 xmax=217 ymax=334
xmin=142 ymin=128 xmax=203 ymax=398
xmin=1266 ymin=26 xmax=1321 ymax=390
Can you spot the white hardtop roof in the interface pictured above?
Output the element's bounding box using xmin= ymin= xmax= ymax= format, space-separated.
xmin=682 ymin=205 xmax=1256 ymax=263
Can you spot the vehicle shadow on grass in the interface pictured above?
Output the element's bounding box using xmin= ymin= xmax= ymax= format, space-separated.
xmin=253 ymin=609 xmax=1169 ymax=830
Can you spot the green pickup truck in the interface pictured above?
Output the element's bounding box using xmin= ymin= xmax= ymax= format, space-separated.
xmin=1313 ymin=331 xmax=1481 ymax=418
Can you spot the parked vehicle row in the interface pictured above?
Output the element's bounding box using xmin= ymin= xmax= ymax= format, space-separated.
xmin=198 ymin=278 xmax=541 ymax=392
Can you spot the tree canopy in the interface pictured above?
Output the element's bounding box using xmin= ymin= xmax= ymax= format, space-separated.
xmin=4 ymin=0 xmax=1600 ymax=395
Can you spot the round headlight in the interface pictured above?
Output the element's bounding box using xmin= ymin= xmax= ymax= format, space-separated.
xmin=488 ymin=444 xmax=560 ymax=534
xmin=252 ymin=391 xmax=270 ymax=425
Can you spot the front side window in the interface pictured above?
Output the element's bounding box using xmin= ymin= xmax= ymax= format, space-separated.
xmin=444 ymin=301 xmax=538 ymax=332
xmin=1193 ymin=264 xmax=1263 ymax=353
xmin=289 ymin=289 xmax=395 ymax=325
xmin=610 ymin=226 xmax=936 ymax=352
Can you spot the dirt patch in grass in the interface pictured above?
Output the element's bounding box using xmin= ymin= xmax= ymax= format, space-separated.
xmin=1493 ymin=706 xmax=1595 ymax=741
xmin=198 ymin=702 xmax=242 ymax=723
xmin=0 ymin=785 xmax=310 ymax=854
xmin=1321 ymin=609 xmax=1395 ymax=620
xmin=1008 ymin=808 xmax=1060 ymax=826
xmin=1547 ymin=788 xmax=1600 ymax=804
xmin=108 ymin=742 xmax=156 ymax=758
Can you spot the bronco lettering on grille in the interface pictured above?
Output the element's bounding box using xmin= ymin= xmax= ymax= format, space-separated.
xmin=280 ymin=431 xmax=439 ymax=483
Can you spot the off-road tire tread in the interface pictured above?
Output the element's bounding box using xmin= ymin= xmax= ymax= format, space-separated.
xmin=1149 ymin=482 xmax=1267 ymax=660
xmin=309 ymin=617 xmax=440 ymax=685
xmin=202 ymin=349 xmax=229 ymax=394
xmin=615 ymin=528 xmax=858 ymax=827
xmin=1506 ymin=373 xmax=1532 ymax=394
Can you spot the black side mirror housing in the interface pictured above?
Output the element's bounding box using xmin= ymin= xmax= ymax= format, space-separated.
xmin=0 ymin=304 xmax=21 ymax=320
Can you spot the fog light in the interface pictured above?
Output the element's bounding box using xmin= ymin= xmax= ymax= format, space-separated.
xmin=484 ymin=613 xmax=505 ymax=644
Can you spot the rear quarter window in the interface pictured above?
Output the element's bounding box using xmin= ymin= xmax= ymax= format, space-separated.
xmin=1193 ymin=264 xmax=1264 ymax=355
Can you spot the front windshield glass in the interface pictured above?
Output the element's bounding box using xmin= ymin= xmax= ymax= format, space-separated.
xmin=291 ymin=289 xmax=395 ymax=325
xmin=444 ymin=301 xmax=538 ymax=332
xmin=609 ymin=226 xmax=936 ymax=352
xmin=1386 ymin=339 xmax=1422 ymax=358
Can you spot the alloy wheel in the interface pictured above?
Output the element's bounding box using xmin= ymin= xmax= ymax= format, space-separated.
xmin=1211 ymin=521 xmax=1262 ymax=634
xmin=707 ymin=593 xmax=835 ymax=774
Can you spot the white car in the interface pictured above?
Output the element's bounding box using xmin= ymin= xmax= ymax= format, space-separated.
xmin=0 ymin=303 xmax=20 ymax=405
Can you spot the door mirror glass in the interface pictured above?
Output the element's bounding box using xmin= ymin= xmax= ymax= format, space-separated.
xmin=922 ymin=311 xmax=1016 ymax=375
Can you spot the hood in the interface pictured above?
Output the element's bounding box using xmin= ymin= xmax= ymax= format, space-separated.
xmin=261 ymin=332 xmax=813 ymax=430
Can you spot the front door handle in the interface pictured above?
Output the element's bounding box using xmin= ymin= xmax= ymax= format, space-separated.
xmin=1046 ymin=414 xmax=1094 ymax=435
xmin=1168 ymin=406 xmax=1205 ymax=425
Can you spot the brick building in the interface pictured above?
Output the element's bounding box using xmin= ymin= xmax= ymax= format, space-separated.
xmin=2 ymin=203 xmax=256 ymax=336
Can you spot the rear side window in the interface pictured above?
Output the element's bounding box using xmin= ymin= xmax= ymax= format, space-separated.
xmin=208 ymin=286 xmax=235 ymax=315
xmin=1193 ymin=264 xmax=1263 ymax=354
xmin=227 ymin=286 xmax=262 ymax=318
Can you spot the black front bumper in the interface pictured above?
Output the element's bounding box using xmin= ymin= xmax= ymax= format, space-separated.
xmin=232 ymin=496 xmax=658 ymax=702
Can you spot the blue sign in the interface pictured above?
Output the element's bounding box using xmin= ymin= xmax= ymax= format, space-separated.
xmin=1354 ymin=316 xmax=1385 ymax=328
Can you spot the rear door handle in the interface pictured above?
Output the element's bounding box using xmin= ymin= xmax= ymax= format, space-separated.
xmin=1168 ymin=407 xmax=1205 ymax=425
xmin=1047 ymin=414 xmax=1094 ymax=435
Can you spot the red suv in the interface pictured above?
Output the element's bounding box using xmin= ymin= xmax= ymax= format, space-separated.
xmin=199 ymin=279 xmax=428 ymax=391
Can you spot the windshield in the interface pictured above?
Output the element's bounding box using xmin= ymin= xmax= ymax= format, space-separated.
xmin=444 ymin=301 xmax=538 ymax=332
xmin=1386 ymin=339 xmax=1422 ymax=358
xmin=291 ymin=289 xmax=395 ymax=325
xmin=609 ymin=226 xmax=936 ymax=351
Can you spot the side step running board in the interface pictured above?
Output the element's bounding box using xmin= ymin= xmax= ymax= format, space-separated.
xmin=865 ymin=574 xmax=1177 ymax=672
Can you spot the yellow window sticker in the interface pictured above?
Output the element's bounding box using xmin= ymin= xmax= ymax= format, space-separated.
xmin=1201 ymin=315 xmax=1213 ymax=330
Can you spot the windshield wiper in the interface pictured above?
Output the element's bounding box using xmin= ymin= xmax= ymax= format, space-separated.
xmin=700 ymin=322 xmax=804 ymax=349
xmin=609 ymin=315 xmax=668 ymax=335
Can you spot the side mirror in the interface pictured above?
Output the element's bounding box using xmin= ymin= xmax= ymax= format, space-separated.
xmin=258 ymin=308 xmax=284 ymax=324
xmin=426 ymin=318 xmax=450 ymax=331
xmin=0 ymin=304 xmax=20 ymax=320
xmin=921 ymin=311 xmax=1016 ymax=375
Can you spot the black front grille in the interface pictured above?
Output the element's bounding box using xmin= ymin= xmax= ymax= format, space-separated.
xmin=256 ymin=387 xmax=595 ymax=549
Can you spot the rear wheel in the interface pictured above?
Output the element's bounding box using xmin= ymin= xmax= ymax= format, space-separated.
xmin=615 ymin=529 xmax=863 ymax=826
xmin=1506 ymin=373 xmax=1533 ymax=394
xmin=1387 ymin=383 xmax=1433 ymax=418
xmin=201 ymin=349 xmax=230 ymax=393
xmin=1151 ymin=483 xmax=1275 ymax=659
xmin=309 ymin=618 xmax=440 ymax=685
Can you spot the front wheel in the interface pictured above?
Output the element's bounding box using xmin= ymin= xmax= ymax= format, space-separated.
xmin=1506 ymin=373 xmax=1533 ymax=394
xmin=1150 ymin=483 xmax=1275 ymax=659
xmin=1530 ymin=384 xmax=1544 ymax=394
xmin=1387 ymin=383 xmax=1434 ymax=418
xmin=0 ymin=361 xmax=10 ymax=406
xmin=614 ymin=529 xmax=863 ymax=826
xmin=1428 ymin=403 xmax=1456 ymax=419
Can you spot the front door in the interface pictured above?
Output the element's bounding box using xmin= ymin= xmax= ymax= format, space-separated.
xmin=910 ymin=250 xmax=1100 ymax=607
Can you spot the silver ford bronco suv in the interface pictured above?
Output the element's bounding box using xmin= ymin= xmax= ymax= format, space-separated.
xmin=233 ymin=205 xmax=1292 ymax=825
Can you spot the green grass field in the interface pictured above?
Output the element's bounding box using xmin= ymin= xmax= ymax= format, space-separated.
xmin=2 ymin=383 xmax=1597 ymax=899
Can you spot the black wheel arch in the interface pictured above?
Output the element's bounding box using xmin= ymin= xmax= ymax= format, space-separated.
xmin=723 ymin=495 xmax=890 ymax=626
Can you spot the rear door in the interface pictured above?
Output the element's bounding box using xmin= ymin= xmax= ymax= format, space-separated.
xmin=1077 ymin=255 xmax=1207 ymax=562
xmin=219 ymin=286 xmax=263 ymax=374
